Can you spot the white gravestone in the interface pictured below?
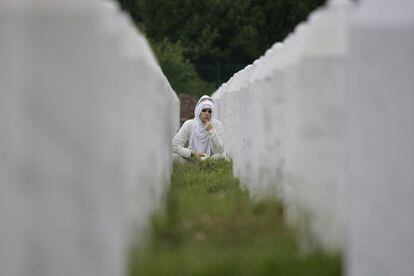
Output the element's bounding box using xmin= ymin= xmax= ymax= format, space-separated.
xmin=347 ymin=0 xmax=414 ymax=275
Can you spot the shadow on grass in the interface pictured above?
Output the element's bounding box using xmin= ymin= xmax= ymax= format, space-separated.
xmin=129 ymin=159 xmax=341 ymax=276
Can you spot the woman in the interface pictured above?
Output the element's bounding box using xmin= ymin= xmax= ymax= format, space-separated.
xmin=172 ymin=95 xmax=226 ymax=162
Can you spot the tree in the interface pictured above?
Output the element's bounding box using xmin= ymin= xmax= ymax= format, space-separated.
xmin=152 ymin=38 xmax=215 ymax=96
xmin=117 ymin=0 xmax=326 ymax=96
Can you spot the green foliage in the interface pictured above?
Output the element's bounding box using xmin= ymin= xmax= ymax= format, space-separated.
xmin=151 ymin=38 xmax=215 ymax=96
xmin=129 ymin=159 xmax=342 ymax=276
xmin=117 ymin=0 xmax=327 ymax=95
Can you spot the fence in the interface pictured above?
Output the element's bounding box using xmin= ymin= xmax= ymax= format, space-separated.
xmin=212 ymin=0 xmax=414 ymax=275
xmin=0 ymin=1 xmax=179 ymax=275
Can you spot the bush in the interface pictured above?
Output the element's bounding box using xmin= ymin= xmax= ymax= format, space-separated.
xmin=151 ymin=38 xmax=215 ymax=97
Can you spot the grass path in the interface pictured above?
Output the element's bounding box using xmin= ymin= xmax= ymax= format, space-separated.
xmin=129 ymin=159 xmax=341 ymax=276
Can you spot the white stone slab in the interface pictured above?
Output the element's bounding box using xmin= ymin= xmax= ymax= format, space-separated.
xmin=347 ymin=1 xmax=414 ymax=275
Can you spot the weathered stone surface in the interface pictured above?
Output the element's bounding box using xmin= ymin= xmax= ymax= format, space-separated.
xmin=178 ymin=93 xmax=198 ymax=125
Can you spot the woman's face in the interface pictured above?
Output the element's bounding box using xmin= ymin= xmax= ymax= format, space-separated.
xmin=199 ymin=108 xmax=212 ymax=123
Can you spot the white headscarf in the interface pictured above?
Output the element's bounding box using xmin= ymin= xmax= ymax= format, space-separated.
xmin=189 ymin=95 xmax=216 ymax=156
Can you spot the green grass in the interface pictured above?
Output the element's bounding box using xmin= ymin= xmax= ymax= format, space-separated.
xmin=129 ymin=159 xmax=341 ymax=276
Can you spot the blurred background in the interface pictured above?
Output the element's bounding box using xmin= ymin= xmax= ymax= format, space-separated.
xmin=116 ymin=0 xmax=328 ymax=97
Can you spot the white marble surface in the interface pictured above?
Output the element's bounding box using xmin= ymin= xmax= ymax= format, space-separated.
xmin=213 ymin=1 xmax=352 ymax=253
xmin=346 ymin=1 xmax=414 ymax=275
xmin=214 ymin=0 xmax=414 ymax=274
xmin=0 ymin=1 xmax=179 ymax=275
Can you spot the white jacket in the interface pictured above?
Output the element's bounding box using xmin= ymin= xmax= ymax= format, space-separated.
xmin=172 ymin=119 xmax=225 ymax=158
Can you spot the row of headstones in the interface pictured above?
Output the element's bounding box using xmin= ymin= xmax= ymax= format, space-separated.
xmin=0 ymin=1 xmax=180 ymax=276
xmin=212 ymin=0 xmax=414 ymax=275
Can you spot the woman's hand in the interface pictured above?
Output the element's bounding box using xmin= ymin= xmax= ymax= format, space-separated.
xmin=192 ymin=151 xmax=206 ymax=160
xmin=204 ymin=121 xmax=213 ymax=131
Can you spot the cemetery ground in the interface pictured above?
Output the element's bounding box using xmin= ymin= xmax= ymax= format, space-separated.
xmin=129 ymin=159 xmax=341 ymax=276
